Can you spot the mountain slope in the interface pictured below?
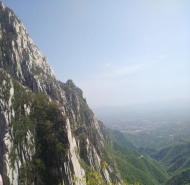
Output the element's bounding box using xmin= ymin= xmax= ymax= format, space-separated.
xmin=165 ymin=169 xmax=190 ymax=185
xmin=111 ymin=123 xmax=190 ymax=184
xmin=0 ymin=2 xmax=114 ymax=184
xmin=154 ymin=142 xmax=190 ymax=174
xmin=153 ymin=142 xmax=190 ymax=184
xmin=0 ymin=2 xmax=171 ymax=185
xmin=107 ymin=142 xmax=168 ymax=185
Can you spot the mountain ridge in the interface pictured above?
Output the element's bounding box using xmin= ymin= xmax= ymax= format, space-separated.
xmin=0 ymin=2 xmax=171 ymax=185
xmin=0 ymin=2 xmax=116 ymax=184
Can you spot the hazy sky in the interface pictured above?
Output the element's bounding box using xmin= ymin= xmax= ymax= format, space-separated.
xmin=3 ymin=0 xmax=190 ymax=108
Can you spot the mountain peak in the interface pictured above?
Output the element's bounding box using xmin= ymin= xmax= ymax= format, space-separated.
xmin=0 ymin=2 xmax=55 ymax=92
xmin=0 ymin=2 xmax=5 ymax=10
xmin=0 ymin=3 xmax=115 ymax=185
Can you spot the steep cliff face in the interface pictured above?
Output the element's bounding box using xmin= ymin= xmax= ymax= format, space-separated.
xmin=0 ymin=2 xmax=115 ymax=185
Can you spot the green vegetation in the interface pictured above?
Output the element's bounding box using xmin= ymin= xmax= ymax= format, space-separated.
xmin=154 ymin=143 xmax=190 ymax=174
xmin=100 ymin=141 xmax=168 ymax=185
xmin=10 ymin=80 xmax=69 ymax=185
xmin=111 ymin=119 xmax=190 ymax=154
xmin=60 ymin=81 xmax=152 ymax=185
xmin=86 ymin=170 xmax=140 ymax=185
xmin=77 ymin=159 xmax=140 ymax=185
xmin=1 ymin=69 xmax=186 ymax=185
xmin=0 ymin=69 xmax=12 ymax=101
xmin=165 ymin=169 xmax=190 ymax=185
xmin=110 ymin=118 xmax=190 ymax=185
xmin=31 ymin=94 xmax=68 ymax=185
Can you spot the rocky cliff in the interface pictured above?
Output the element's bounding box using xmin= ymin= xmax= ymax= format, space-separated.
xmin=0 ymin=2 xmax=116 ymax=185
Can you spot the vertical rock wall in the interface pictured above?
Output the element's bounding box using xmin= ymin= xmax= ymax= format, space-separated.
xmin=0 ymin=2 xmax=114 ymax=185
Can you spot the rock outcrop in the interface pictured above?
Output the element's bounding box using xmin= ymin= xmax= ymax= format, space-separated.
xmin=0 ymin=2 xmax=115 ymax=185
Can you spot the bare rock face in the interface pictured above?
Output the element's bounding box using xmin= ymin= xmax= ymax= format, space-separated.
xmin=0 ymin=1 xmax=54 ymax=78
xmin=0 ymin=70 xmax=16 ymax=185
xmin=0 ymin=2 xmax=115 ymax=185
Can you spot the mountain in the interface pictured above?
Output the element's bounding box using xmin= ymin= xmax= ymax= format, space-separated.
xmin=111 ymin=123 xmax=190 ymax=185
xmin=160 ymin=145 xmax=190 ymax=185
xmin=154 ymin=142 xmax=190 ymax=174
xmin=0 ymin=2 xmax=115 ymax=184
xmin=0 ymin=2 xmax=169 ymax=185
xmin=154 ymin=143 xmax=190 ymax=185
xmin=165 ymin=169 xmax=190 ymax=185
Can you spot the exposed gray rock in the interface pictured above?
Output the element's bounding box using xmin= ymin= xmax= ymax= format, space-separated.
xmin=0 ymin=2 xmax=115 ymax=185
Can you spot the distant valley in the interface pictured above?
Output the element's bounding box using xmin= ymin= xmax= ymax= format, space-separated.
xmin=93 ymin=99 xmax=190 ymax=145
xmin=94 ymin=99 xmax=190 ymax=184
